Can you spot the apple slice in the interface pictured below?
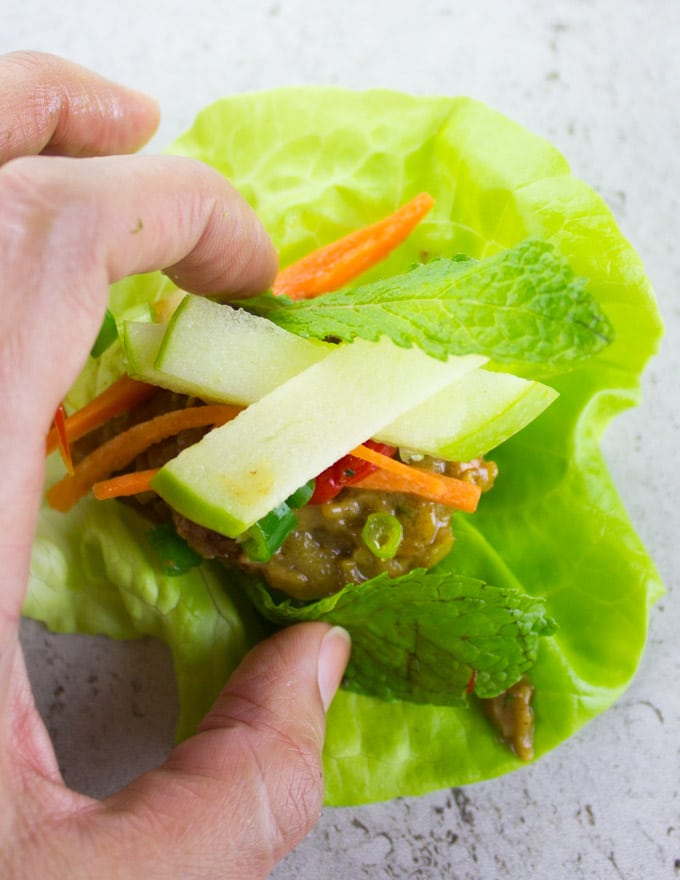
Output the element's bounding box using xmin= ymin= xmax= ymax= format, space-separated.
xmin=154 ymin=294 xmax=332 ymax=404
xmin=121 ymin=294 xmax=332 ymax=404
xmin=122 ymin=321 xmax=169 ymax=384
xmin=123 ymin=319 xmax=247 ymax=402
xmin=151 ymin=338 xmax=486 ymax=538
xmin=375 ymin=369 xmax=558 ymax=460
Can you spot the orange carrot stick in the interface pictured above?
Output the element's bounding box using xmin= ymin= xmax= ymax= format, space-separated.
xmin=46 ymin=404 xmax=242 ymax=512
xmin=46 ymin=375 xmax=156 ymax=455
xmin=93 ymin=468 xmax=159 ymax=501
xmin=350 ymin=444 xmax=481 ymax=513
xmin=272 ymin=192 xmax=435 ymax=300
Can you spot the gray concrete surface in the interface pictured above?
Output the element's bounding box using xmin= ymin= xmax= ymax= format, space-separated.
xmin=3 ymin=1 xmax=679 ymax=877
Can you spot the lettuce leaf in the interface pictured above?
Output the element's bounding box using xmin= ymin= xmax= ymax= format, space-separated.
xmin=28 ymin=455 xmax=265 ymax=741
xmin=27 ymin=88 xmax=663 ymax=806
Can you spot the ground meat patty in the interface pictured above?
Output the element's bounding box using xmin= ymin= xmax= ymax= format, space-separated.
xmin=72 ymin=387 xmax=215 ymax=524
xmin=175 ymin=454 xmax=497 ymax=601
xmin=172 ymin=510 xmax=243 ymax=563
xmin=172 ymin=485 xmax=455 ymax=600
xmin=240 ymin=487 xmax=455 ymax=600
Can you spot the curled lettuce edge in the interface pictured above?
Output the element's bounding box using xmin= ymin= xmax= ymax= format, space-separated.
xmin=26 ymin=87 xmax=664 ymax=806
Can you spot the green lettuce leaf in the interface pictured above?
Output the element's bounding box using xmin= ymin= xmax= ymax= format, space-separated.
xmin=28 ymin=456 xmax=264 ymax=741
xmin=242 ymin=239 xmax=614 ymax=370
xmin=27 ymin=88 xmax=664 ymax=806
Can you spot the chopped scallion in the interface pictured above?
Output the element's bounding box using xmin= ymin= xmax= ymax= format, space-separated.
xmin=286 ymin=479 xmax=315 ymax=509
xmin=148 ymin=522 xmax=202 ymax=576
xmin=361 ymin=512 xmax=404 ymax=560
xmin=240 ymin=502 xmax=299 ymax=563
xmin=90 ymin=308 xmax=119 ymax=358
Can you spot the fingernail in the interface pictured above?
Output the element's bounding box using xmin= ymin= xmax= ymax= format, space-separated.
xmin=317 ymin=626 xmax=351 ymax=712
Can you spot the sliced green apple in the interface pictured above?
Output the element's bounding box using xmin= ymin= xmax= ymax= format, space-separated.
xmin=151 ymin=338 xmax=486 ymax=538
xmin=375 ymin=369 xmax=558 ymax=460
xmin=122 ymin=321 xmax=168 ymax=385
xmin=123 ymin=318 xmax=247 ymax=401
xmin=154 ymin=294 xmax=332 ymax=405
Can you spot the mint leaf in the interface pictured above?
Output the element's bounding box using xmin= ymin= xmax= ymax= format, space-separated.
xmin=245 ymin=569 xmax=557 ymax=703
xmin=245 ymin=239 xmax=614 ymax=370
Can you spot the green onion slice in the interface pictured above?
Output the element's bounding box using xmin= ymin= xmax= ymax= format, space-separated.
xmin=239 ymin=481 xmax=315 ymax=563
xmin=90 ymin=309 xmax=119 ymax=358
xmin=148 ymin=522 xmax=203 ymax=576
xmin=240 ymin=502 xmax=299 ymax=563
xmin=286 ymin=479 xmax=315 ymax=509
xmin=361 ymin=512 xmax=404 ymax=560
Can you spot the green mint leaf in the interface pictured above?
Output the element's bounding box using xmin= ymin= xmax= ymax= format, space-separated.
xmin=245 ymin=569 xmax=557 ymax=704
xmin=245 ymin=239 xmax=614 ymax=370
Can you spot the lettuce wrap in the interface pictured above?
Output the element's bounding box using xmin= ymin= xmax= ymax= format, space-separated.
xmin=26 ymin=88 xmax=663 ymax=806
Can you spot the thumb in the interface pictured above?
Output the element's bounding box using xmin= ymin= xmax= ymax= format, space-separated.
xmin=100 ymin=622 xmax=351 ymax=880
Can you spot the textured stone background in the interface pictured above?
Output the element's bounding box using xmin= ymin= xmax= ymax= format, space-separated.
xmin=3 ymin=1 xmax=679 ymax=877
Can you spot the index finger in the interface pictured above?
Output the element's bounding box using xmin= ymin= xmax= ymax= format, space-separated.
xmin=0 ymin=51 xmax=160 ymax=163
xmin=0 ymin=152 xmax=278 ymax=420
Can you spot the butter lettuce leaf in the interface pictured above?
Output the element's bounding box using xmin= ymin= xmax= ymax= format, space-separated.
xmin=243 ymin=239 xmax=614 ymax=371
xmin=27 ymin=88 xmax=663 ymax=806
xmin=28 ymin=457 xmax=264 ymax=741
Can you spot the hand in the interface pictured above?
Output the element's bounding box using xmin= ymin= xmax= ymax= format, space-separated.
xmin=0 ymin=51 xmax=351 ymax=880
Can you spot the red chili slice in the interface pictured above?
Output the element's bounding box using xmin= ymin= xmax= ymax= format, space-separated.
xmin=53 ymin=402 xmax=74 ymax=476
xmin=309 ymin=440 xmax=397 ymax=504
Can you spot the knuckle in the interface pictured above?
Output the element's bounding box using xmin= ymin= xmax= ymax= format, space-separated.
xmin=0 ymin=52 xmax=65 ymax=161
xmin=0 ymin=157 xmax=104 ymax=363
xmin=257 ymin=723 xmax=324 ymax=852
xmin=208 ymin=702 xmax=324 ymax=856
xmin=0 ymin=156 xmax=99 ymax=271
xmin=1 ymin=49 xmax=50 ymax=77
xmin=0 ymin=156 xmax=59 ymax=236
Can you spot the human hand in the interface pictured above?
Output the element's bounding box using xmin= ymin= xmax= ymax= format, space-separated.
xmin=0 ymin=51 xmax=351 ymax=880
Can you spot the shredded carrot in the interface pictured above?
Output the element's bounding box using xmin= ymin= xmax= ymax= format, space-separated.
xmin=46 ymin=404 xmax=242 ymax=512
xmin=272 ymin=192 xmax=435 ymax=300
xmin=46 ymin=376 xmax=156 ymax=455
xmin=93 ymin=468 xmax=159 ymax=501
xmin=350 ymin=444 xmax=481 ymax=513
